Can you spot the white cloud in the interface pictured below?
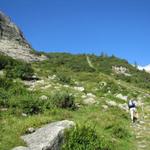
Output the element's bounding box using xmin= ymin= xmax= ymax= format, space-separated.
xmin=138 ymin=64 xmax=150 ymax=73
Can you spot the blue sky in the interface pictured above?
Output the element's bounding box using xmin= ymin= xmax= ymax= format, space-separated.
xmin=0 ymin=0 xmax=150 ymax=65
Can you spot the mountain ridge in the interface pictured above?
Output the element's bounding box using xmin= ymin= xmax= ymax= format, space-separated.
xmin=0 ymin=11 xmax=47 ymax=62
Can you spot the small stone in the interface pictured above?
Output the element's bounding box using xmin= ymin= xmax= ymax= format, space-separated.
xmin=139 ymin=121 xmax=145 ymax=124
xmin=0 ymin=108 xmax=8 ymax=111
xmin=74 ymin=86 xmax=85 ymax=92
xmin=41 ymin=84 xmax=52 ymax=90
xmin=106 ymin=100 xmax=117 ymax=107
xmin=118 ymin=103 xmax=128 ymax=111
xmin=39 ymin=95 xmax=48 ymax=100
xmin=83 ymin=97 xmax=96 ymax=105
xmin=63 ymin=85 xmax=69 ymax=88
xmin=22 ymin=113 xmax=27 ymax=117
xmin=26 ymin=127 xmax=36 ymax=134
xmin=116 ymin=93 xmax=128 ymax=101
xmin=102 ymin=105 xmax=108 ymax=110
xmin=48 ymin=75 xmax=56 ymax=80
xmin=86 ymin=93 xmax=96 ymax=98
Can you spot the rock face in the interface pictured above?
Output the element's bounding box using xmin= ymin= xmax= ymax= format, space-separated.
xmin=13 ymin=120 xmax=75 ymax=150
xmin=0 ymin=11 xmax=47 ymax=62
xmin=112 ymin=66 xmax=131 ymax=76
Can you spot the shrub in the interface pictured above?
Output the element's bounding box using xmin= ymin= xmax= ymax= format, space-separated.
xmin=9 ymin=94 xmax=44 ymax=115
xmin=51 ymin=91 xmax=75 ymax=109
xmin=0 ymin=53 xmax=34 ymax=80
xmin=0 ymin=88 xmax=9 ymax=107
xmin=0 ymin=77 xmax=13 ymax=89
xmin=62 ymin=125 xmax=111 ymax=150
xmin=57 ymin=73 xmax=72 ymax=85
xmin=20 ymin=96 xmax=43 ymax=114
xmin=105 ymin=122 xmax=131 ymax=139
xmin=6 ymin=63 xmax=34 ymax=80
xmin=0 ymin=54 xmax=13 ymax=69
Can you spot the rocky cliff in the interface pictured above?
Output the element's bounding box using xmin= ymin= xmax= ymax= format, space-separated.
xmin=0 ymin=11 xmax=47 ymax=62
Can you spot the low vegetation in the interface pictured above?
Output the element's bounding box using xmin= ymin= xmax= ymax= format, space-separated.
xmin=0 ymin=54 xmax=34 ymax=80
xmin=1 ymin=52 xmax=150 ymax=150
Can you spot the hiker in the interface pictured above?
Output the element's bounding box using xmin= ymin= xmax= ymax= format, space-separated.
xmin=128 ymin=100 xmax=138 ymax=123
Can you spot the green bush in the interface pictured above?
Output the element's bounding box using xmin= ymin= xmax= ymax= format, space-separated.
xmin=51 ymin=91 xmax=75 ymax=109
xmin=0 ymin=77 xmax=13 ymax=89
xmin=6 ymin=63 xmax=34 ymax=80
xmin=57 ymin=73 xmax=72 ymax=85
xmin=105 ymin=122 xmax=131 ymax=139
xmin=20 ymin=96 xmax=43 ymax=115
xmin=0 ymin=88 xmax=10 ymax=107
xmin=0 ymin=54 xmax=13 ymax=69
xmin=62 ymin=125 xmax=111 ymax=150
xmin=0 ymin=53 xmax=34 ymax=80
xmin=9 ymin=94 xmax=44 ymax=115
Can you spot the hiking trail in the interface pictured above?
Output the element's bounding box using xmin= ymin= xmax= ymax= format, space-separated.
xmin=86 ymin=55 xmax=95 ymax=69
xmin=133 ymin=104 xmax=150 ymax=150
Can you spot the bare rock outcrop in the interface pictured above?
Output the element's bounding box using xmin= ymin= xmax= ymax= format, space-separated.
xmin=12 ymin=120 xmax=75 ymax=150
xmin=0 ymin=11 xmax=47 ymax=62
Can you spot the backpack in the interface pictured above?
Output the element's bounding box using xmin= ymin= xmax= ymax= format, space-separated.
xmin=128 ymin=100 xmax=135 ymax=108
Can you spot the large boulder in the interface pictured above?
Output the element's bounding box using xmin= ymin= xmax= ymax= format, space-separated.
xmin=12 ymin=120 xmax=75 ymax=150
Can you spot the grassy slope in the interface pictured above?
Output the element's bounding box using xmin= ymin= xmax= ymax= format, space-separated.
xmin=0 ymin=53 xmax=150 ymax=150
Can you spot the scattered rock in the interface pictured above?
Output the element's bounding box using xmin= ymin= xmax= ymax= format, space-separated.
xmin=86 ymin=93 xmax=96 ymax=98
xmin=82 ymin=93 xmax=97 ymax=105
xmin=118 ymin=103 xmax=128 ymax=111
xmin=106 ymin=100 xmax=117 ymax=107
xmin=81 ymin=94 xmax=86 ymax=98
xmin=21 ymin=113 xmax=27 ymax=117
xmin=26 ymin=127 xmax=36 ymax=134
xmin=63 ymin=85 xmax=69 ymax=88
xmin=74 ymin=86 xmax=84 ymax=92
xmin=116 ymin=93 xmax=128 ymax=101
xmin=83 ymin=97 xmax=96 ymax=105
xmin=36 ymin=79 xmax=45 ymax=85
xmin=13 ymin=120 xmax=75 ymax=150
xmin=39 ymin=95 xmax=48 ymax=100
xmin=41 ymin=84 xmax=52 ymax=90
xmin=139 ymin=121 xmax=145 ymax=125
xmin=48 ymin=75 xmax=56 ymax=80
xmin=75 ymin=103 xmax=82 ymax=108
xmin=0 ymin=108 xmax=8 ymax=111
xmin=102 ymin=105 xmax=108 ymax=110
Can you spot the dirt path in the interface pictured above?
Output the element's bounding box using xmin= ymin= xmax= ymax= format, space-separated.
xmin=86 ymin=55 xmax=95 ymax=69
xmin=133 ymin=105 xmax=150 ymax=150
